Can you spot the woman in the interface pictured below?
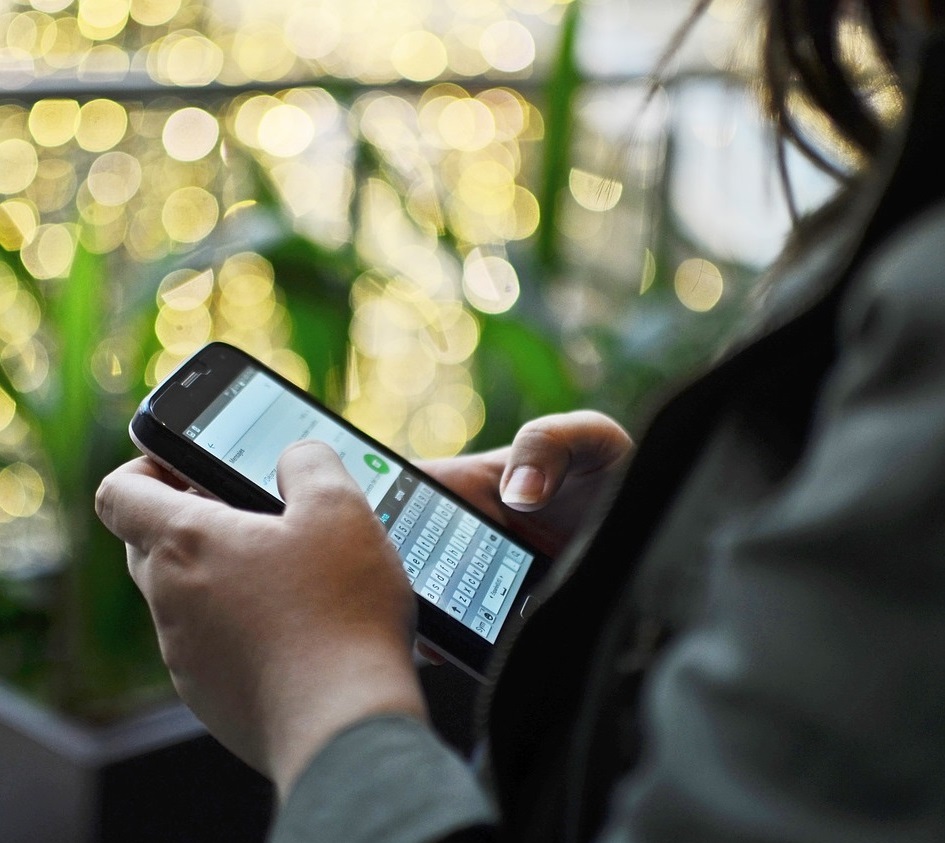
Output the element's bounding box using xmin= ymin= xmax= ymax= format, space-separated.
xmin=96 ymin=1 xmax=945 ymax=840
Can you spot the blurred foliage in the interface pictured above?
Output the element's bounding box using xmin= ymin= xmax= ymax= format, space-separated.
xmin=0 ymin=0 xmax=766 ymax=720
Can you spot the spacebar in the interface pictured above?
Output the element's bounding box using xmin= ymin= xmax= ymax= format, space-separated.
xmin=482 ymin=564 xmax=516 ymax=614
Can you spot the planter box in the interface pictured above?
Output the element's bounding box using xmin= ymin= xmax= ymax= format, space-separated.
xmin=0 ymin=682 xmax=273 ymax=843
xmin=0 ymin=660 xmax=479 ymax=842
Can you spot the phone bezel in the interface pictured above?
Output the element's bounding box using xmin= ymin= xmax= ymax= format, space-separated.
xmin=130 ymin=341 xmax=552 ymax=682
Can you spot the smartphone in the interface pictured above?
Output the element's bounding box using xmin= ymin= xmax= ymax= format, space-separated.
xmin=128 ymin=341 xmax=552 ymax=682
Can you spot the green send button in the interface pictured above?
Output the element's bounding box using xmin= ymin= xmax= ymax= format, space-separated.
xmin=364 ymin=453 xmax=390 ymax=473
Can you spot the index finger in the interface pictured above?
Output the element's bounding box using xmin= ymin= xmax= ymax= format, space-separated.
xmin=95 ymin=457 xmax=219 ymax=550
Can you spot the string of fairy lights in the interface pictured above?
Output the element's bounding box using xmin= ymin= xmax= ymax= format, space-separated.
xmin=0 ymin=0 xmax=799 ymax=568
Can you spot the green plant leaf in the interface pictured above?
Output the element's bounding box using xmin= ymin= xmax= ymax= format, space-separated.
xmin=0 ymin=253 xmax=42 ymax=430
xmin=43 ymin=242 xmax=102 ymax=502
xmin=473 ymin=315 xmax=580 ymax=448
xmin=536 ymin=0 xmax=582 ymax=272
xmin=260 ymin=229 xmax=359 ymax=403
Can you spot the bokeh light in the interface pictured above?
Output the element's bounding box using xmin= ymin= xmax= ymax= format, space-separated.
xmin=0 ymin=462 xmax=44 ymax=519
xmin=0 ymin=0 xmax=806 ymax=566
xmin=162 ymin=107 xmax=219 ymax=161
xmin=161 ymin=185 xmax=219 ymax=242
xmin=674 ymin=257 xmax=724 ymax=312
xmin=480 ymin=20 xmax=535 ymax=73
xmin=19 ymin=222 xmax=74 ymax=278
xmin=0 ymin=199 xmax=38 ymax=250
xmin=392 ymin=31 xmax=448 ymax=82
xmin=462 ymin=249 xmax=520 ymax=314
xmin=569 ymin=168 xmax=623 ymax=212
xmin=86 ymin=150 xmax=141 ymax=205
xmin=28 ymin=98 xmax=80 ymax=147
xmin=0 ymin=139 xmax=39 ymax=194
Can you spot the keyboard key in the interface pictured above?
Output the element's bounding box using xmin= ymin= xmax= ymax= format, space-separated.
xmin=481 ymin=530 xmax=501 ymax=549
xmin=416 ymin=536 xmax=435 ymax=553
xmin=406 ymin=552 xmax=427 ymax=570
xmin=501 ymin=554 xmax=521 ymax=572
xmin=465 ymin=564 xmax=484 ymax=581
xmin=481 ymin=564 xmax=517 ymax=614
xmin=457 ymin=581 xmax=476 ymax=598
xmin=472 ymin=616 xmax=492 ymax=637
xmin=438 ymin=553 xmax=459 ymax=570
xmin=477 ymin=607 xmax=497 ymax=624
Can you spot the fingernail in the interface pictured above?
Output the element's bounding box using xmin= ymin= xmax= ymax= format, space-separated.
xmin=501 ymin=465 xmax=545 ymax=506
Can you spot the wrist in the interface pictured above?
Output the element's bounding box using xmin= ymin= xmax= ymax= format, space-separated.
xmin=264 ymin=642 xmax=428 ymax=800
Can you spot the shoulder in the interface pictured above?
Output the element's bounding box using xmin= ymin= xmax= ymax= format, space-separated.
xmin=854 ymin=200 xmax=945 ymax=300
xmin=837 ymin=200 xmax=945 ymax=353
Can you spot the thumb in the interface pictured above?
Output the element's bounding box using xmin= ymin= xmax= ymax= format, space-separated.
xmin=499 ymin=410 xmax=632 ymax=512
xmin=276 ymin=439 xmax=362 ymax=519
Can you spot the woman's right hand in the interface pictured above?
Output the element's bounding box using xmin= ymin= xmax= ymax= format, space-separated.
xmin=419 ymin=410 xmax=633 ymax=560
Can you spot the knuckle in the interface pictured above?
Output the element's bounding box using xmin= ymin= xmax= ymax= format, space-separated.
xmin=156 ymin=626 xmax=191 ymax=676
xmin=149 ymin=507 xmax=207 ymax=566
xmin=282 ymin=438 xmax=335 ymax=465
xmin=93 ymin=478 xmax=115 ymax=523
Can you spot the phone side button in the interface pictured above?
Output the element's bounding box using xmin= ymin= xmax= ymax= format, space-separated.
xmin=519 ymin=594 xmax=540 ymax=620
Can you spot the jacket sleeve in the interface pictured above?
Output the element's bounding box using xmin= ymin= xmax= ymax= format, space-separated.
xmin=268 ymin=714 xmax=496 ymax=843
xmin=600 ymin=208 xmax=945 ymax=842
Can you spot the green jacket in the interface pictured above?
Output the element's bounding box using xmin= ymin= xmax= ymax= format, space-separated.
xmin=270 ymin=36 xmax=945 ymax=843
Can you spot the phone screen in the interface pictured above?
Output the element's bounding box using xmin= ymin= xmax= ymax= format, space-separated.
xmin=179 ymin=364 xmax=533 ymax=645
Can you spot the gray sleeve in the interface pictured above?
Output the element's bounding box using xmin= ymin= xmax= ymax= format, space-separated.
xmin=600 ymin=208 xmax=945 ymax=842
xmin=268 ymin=714 xmax=497 ymax=843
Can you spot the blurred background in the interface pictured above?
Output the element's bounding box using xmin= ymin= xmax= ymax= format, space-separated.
xmin=0 ymin=0 xmax=837 ymax=724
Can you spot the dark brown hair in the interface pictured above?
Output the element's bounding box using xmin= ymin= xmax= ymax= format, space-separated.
xmin=662 ymin=1 xmax=929 ymax=220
